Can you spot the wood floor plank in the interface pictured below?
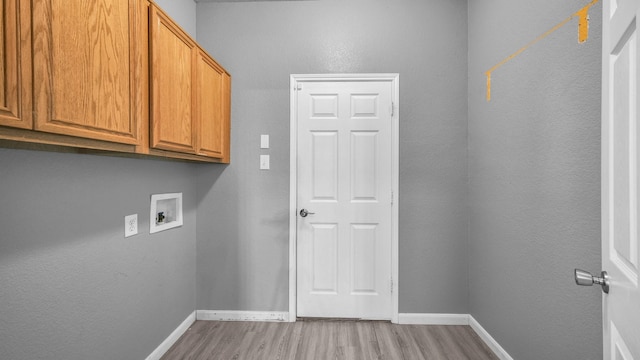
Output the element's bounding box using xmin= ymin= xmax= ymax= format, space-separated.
xmin=279 ymin=322 xmax=303 ymax=360
xmin=394 ymin=325 xmax=429 ymax=359
xmin=449 ymin=325 xmax=498 ymax=360
xmin=160 ymin=320 xmax=499 ymax=360
xmin=371 ymin=321 xmax=408 ymax=360
xmin=412 ymin=325 xmax=451 ymax=358
xmin=191 ymin=321 xmax=230 ymax=358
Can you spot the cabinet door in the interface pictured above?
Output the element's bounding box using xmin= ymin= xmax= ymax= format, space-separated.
xmin=0 ymin=0 xmax=31 ymax=129
xmin=196 ymin=49 xmax=225 ymax=158
xmin=31 ymin=0 xmax=140 ymax=144
xmin=150 ymin=5 xmax=197 ymax=154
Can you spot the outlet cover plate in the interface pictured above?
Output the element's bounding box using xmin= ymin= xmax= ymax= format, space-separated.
xmin=125 ymin=214 xmax=138 ymax=237
xmin=260 ymin=154 xmax=270 ymax=170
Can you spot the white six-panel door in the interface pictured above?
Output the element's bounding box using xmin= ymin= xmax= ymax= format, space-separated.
xmin=294 ymin=78 xmax=394 ymax=319
xmin=603 ymin=0 xmax=640 ymax=358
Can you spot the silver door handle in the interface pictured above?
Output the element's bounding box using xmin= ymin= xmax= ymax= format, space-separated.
xmin=299 ymin=209 xmax=315 ymax=217
xmin=574 ymin=269 xmax=610 ymax=294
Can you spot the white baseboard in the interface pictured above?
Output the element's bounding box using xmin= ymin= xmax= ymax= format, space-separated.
xmin=469 ymin=315 xmax=514 ymax=360
xmin=196 ymin=310 xmax=290 ymax=322
xmin=146 ymin=311 xmax=195 ymax=360
xmin=397 ymin=313 xmax=470 ymax=325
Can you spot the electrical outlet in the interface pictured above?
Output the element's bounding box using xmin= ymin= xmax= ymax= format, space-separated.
xmin=124 ymin=214 xmax=138 ymax=238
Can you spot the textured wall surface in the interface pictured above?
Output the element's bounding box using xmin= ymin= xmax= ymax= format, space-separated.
xmin=0 ymin=149 xmax=197 ymax=360
xmin=195 ymin=0 xmax=470 ymax=313
xmin=467 ymin=1 xmax=602 ymax=359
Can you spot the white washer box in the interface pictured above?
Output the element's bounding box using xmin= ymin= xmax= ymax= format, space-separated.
xmin=150 ymin=193 xmax=183 ymax=234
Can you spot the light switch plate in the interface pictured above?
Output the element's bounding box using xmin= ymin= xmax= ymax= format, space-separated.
xmin=260 ymin=154 xmax=270 ymax=170
xmin=124 ymin=214 xmax=138 ymax=238
xmin=260 ymin=134 xmax=270 ymax=149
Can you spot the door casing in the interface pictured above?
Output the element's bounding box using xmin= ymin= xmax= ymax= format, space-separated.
xmin=288 ymin=73 xmax=400 ymax=323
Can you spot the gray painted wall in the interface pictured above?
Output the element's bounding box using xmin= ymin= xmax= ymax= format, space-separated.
xmin=0 ymin=2 xmax=199 ymax=359
xmin=468 ymin=1 xmax=602 ymax=359
xmin=195 ymin=0 xmax=469 ymax=313
xmin=0 ymin=150 xmax=197 ymax=360
xmin=154 ymin=0 xmax=197 ymax=38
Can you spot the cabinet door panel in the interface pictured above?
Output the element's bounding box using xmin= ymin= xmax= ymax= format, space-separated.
xmin=196 ymin=50 xmax=224 ymax=158
xmin=32 ymin=0 xmax=139 ymax=144
xmin=0 ymin=0 xmax=31 ymax=129
xmin=150 ymin=5 xmax=196 ymax=154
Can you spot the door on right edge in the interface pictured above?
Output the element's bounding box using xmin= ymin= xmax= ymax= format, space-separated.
xmin=602 ymin=0 xmax=640 ymax=358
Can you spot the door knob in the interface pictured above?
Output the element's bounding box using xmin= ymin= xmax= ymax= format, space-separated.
xmin=299 ymin=209 xmax=315 ymax=217
xmin=574 ymin=269 xmax=610 ymax=294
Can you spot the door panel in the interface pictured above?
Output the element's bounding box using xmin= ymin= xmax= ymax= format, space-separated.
xmin=351 ymin=132 xmax=379 ymax=201
xmin=32 ymin=0 xmax=139 ymax=144
xmin=603 ymin=0 xmax=640 ymax=358
xmin=150 ymin=4 xmax=196 ymax=153
xmin=351 ymin=223 xmax=378 ymax=294
xmin=310 ymin=223 xmax=338 ymax=294
xmin=311 ymin=131 xmax=339 ymax=200
xmin=296 ymin=80 xmax=392 ymax=319
xmin=197 ymin=48 xmax=225 ymax=158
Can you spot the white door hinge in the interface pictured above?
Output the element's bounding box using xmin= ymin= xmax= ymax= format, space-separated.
xmin=295 ymin=83 xmax=303 ymax=91
xmin=390 ymin=278 xmax=394 ymax=294
xmin=391 ymin=191 xmax=394 ymax=206
xmin=391 ymin=102 xmax=395 ymax=117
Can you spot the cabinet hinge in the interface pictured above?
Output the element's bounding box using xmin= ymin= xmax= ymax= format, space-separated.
xmin=390 ymin=278 xmax=394 ymax=294
xmin=391 ymin=102 xmax=394 ymax=117
xmin=294 ymin=83 xmax=303 ymax=91
xmin=391 ymin=191 xmax=394 ymax=205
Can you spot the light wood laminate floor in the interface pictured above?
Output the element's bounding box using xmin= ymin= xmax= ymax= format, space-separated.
xmin=160 ymin=320 xmax=499 ymax=360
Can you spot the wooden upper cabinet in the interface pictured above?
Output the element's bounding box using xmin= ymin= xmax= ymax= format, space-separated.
xmin=30 ymin=0 xmax=142 ymax=144
xmin=149 ymin=4 xmax=197 ymax=154
xmin=196 ymin=48 xmax=226 ymax=159
xmin=0 ymin=0 xmax=230 ymax=162
xmin=150 ymin=4 xmax=231 ymax=161
xmin=0 ymin=0 xmax=31 ymax=129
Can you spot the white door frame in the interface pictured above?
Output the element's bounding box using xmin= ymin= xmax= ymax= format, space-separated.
xmin=288 ymin=73 xmax=400 ymax=323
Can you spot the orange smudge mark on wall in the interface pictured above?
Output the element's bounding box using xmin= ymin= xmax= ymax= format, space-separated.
xmin=577 ymin=7 xmax=590 ymax=43
xmin=486 ymin=72 xmax=491 ymax=102
xmin=485 ymin=0 xmax=600 ymax=102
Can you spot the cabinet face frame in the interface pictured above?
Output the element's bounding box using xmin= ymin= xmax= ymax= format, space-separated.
xmin=30 ymin=0 xmax=142 ymax=145
xmin=0 ymin=0 xmax=32 ymax=129
xmin=221 ymin=72 xmax=231 ymax=163
xmin=149 ymin=4 xmax=198 ymax=154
